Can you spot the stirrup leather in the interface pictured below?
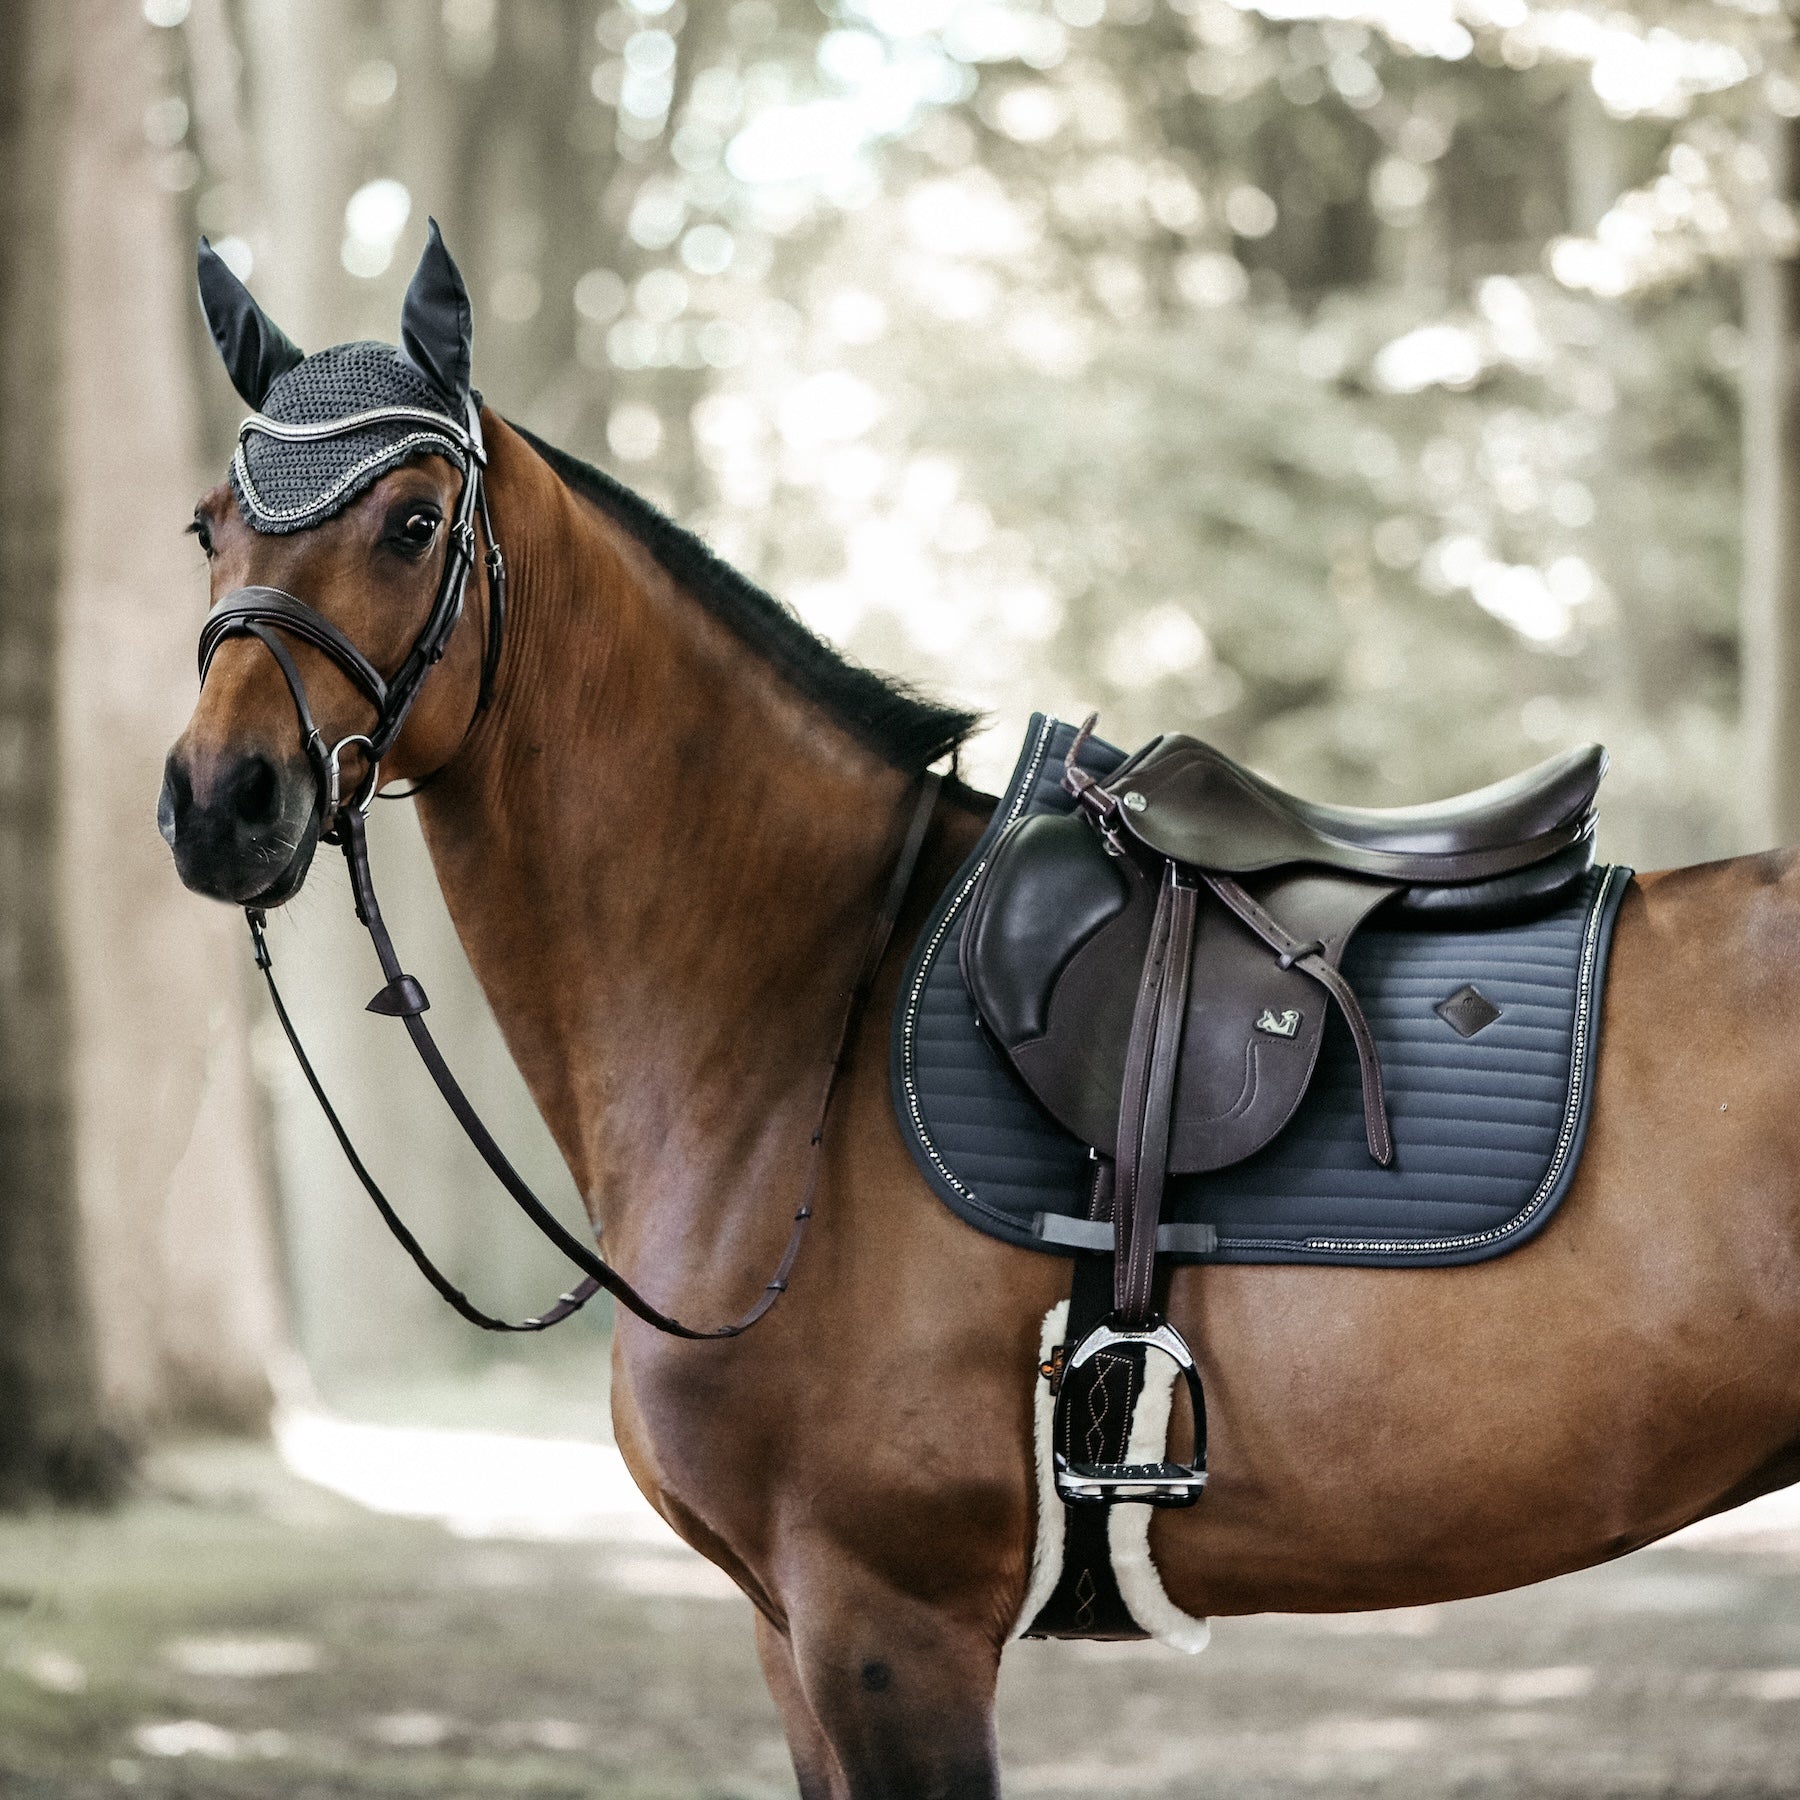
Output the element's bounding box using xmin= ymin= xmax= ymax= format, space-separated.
xmin=1052 ymin=1314 xmax=1208 ymax=1508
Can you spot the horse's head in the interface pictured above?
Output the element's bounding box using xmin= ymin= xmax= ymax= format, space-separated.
xmin=161 ymin=223 xmax=498 ymax=906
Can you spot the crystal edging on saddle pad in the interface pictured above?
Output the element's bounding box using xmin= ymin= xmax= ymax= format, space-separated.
xmin=890 ymin=716 xmax=1631 ymax=1269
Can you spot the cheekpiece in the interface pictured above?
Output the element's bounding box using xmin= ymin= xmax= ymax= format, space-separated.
xmin=231 ymin=341 xmax=470 ymax=535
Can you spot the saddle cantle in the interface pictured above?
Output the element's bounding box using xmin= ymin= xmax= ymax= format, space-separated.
xmin=957 ymin=717 xmax=1608 ymax=1516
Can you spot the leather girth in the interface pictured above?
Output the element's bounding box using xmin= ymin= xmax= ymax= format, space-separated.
xmin=1025 ymin=1251 xmax=1149 ymax=1641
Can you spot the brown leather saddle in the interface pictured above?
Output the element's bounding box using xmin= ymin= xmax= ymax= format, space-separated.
xmin=962 ymin=719 xmax=1605 ymax=1508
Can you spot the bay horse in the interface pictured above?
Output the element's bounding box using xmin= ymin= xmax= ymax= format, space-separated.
xmin=161 ymin=236 xmax=1800 ymax=1798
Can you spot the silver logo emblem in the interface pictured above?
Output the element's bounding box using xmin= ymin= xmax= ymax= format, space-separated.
xmin=1121 ymin=790 xmax=1148 ymax=813
xmin=1256 ymin=1007 xmax=1301 ymax=1038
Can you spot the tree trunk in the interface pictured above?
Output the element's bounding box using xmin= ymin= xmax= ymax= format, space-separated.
xmin=1742 ymin=111 xmax=1800 ymax=851
xmin=55 ymin=0 xmax=289 ymax=1434
xmin=241 ymin=0 xmax=351 ymax=347
xmin=0 ymin=0 xmax=122 ymax=1504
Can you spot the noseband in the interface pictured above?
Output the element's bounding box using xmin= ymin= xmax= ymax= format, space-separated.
xmin=197 ymin=397 xmax=507 ymax=824
xmin=194 ymin=401 xmax=942 ymax=1340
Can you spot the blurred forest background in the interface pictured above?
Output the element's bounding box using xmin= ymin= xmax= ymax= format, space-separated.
xmin=3 ymin=0 xmax=1800 ymax=1488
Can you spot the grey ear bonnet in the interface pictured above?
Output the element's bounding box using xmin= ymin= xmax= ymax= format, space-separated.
xmin=230 ymin=344 xmax=470 ymax=535
xmin=198 ymin=221 xmax=476 ymax=536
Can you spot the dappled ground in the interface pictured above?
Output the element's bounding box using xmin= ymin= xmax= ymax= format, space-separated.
xmin=3 ymin=1436 xmax=1800 ymax=1799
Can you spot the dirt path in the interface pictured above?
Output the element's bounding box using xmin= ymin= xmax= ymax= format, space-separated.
xmin=2 ymin=1440 xmax=1797 ymax=1798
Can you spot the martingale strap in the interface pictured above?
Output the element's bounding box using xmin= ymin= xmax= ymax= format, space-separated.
xmin=248 ymin=773 xmax=943 ymax=1338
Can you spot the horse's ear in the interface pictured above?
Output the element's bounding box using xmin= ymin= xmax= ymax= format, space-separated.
xmin=196 ymin=238 xmax=304 ymax=409
xmin=399 ymin=219 xmax=472 ymax=405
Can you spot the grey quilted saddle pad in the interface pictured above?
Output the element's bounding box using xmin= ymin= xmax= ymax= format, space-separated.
xmin=891 ymin=715 xmax=1630 ymax=1268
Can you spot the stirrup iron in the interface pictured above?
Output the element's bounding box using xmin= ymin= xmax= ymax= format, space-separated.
xmin=1051 ymin=1314 xmax=1208 ymax=1508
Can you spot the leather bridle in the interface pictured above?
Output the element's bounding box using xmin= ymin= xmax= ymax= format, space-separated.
xmin=196 ymin=399 xmax=942 ymax=1338
xmin=198 ymin=397 xmax=506 ymax=825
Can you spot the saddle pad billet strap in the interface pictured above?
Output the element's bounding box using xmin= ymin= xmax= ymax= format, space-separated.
xmin=1203 ymin=871 xmax=1395 ymax=1168
xmin=1036 ymin=1215 xmax=1219 ymax=1254
xmin=1113 ymin=864 xmax=1199 ymax=1326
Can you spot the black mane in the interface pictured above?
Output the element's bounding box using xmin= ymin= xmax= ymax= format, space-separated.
xmin=510 ymin=422 xmax=979 ymax=775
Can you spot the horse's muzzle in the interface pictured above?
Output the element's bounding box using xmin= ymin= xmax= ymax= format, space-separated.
xmin=158 ymin=746 xmax=321 ymax=906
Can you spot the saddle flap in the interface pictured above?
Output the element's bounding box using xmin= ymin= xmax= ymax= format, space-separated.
xmin=963 ymin=812 xmax=1397 ymax=1173
xmin=959 ymin=812 xmax=1133 ymax=1048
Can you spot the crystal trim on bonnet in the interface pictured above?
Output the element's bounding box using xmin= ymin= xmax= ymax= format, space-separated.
xmin=232 ymin=403 xmax=480 ymax=528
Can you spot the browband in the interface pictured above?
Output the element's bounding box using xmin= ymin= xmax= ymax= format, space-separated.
xmin=239 ymin=404 xmax=486 ymax=449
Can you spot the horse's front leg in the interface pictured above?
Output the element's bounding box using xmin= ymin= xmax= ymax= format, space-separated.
xmin=755 ymin=1611 xmax=839 ymax=1800
xmin=766 ymin=1562 xmax=1004 ymax=1800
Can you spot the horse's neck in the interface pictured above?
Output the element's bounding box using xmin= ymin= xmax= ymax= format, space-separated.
xmin=415 ymin=473 xmax=911 ymax=1243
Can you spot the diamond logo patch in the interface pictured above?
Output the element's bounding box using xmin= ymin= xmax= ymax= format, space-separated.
xmin=1435 ymin=984 xmax=1502 ymax=1038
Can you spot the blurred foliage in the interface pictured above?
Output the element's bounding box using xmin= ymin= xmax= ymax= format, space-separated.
xmin=158 ymin=0 xmax=1799 ymax=865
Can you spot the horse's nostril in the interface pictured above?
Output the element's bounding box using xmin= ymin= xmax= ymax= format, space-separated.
xmin=157 ymin=757 xmax=190 ymax=847
xmin=231 ymin=756 xmax=282 ymax=828
xmin=162 ymin=745 xmax=317 ymax=905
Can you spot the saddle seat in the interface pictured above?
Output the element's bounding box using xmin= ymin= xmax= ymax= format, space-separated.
xmin=1084 ymin=735 xmax=1605 ymax=885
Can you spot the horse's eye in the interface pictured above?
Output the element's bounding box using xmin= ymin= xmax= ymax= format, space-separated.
xmin=189 ymin=513 xmax=214 ymax=558
xmin=396 ymin=510 xmax=440 ymax=553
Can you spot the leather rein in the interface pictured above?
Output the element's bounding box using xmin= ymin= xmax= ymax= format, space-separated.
xmin=198 ymin=398 xmax=942 ymax=1338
